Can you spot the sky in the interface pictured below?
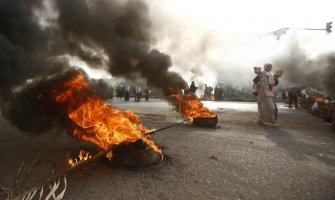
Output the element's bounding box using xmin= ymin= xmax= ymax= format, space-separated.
xmin=147 ymin=0 xmax=334 ymax=33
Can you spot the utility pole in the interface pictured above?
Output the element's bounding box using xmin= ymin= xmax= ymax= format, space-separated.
xmin=273 ymin=22 xmax=333 ymax=40
xmin=303 ymin=22 xmax=332 ymax=33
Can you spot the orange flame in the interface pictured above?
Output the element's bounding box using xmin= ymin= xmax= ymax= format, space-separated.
xmin=52 ymin=74 xmax=161 ymax=157
xmin=67 ymin=150 xmax=92 ymax=167
xmin=168 ymin=89 xmax=216 ymax=120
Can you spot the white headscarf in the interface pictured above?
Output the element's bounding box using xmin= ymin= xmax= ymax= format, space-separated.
xmin=260 ymin=63 xmax=274 ymax=91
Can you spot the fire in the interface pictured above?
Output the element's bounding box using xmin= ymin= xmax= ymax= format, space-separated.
xmin=67 ymin=150 xmax=92 ymax=167
xmin=168 ymin=89 xmax=216 ymax=120
xmin=52 ymin=74 xmax=162 ymax=161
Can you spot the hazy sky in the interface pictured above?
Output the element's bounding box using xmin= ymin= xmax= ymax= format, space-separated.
xmin=148 ymin=0 xmax=334 ymax=33
xmin=143 ymin=0 xmax=335 ymax=87
xmin=73 ymin=0 xmax=334 ymax=88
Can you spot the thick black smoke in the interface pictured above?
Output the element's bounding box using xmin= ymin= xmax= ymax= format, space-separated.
xmin=322 ymin=55 xmax=335 ymax=95
xmin=273 ymin=45 xmax=335 ymax=95
xmin=0 ymin=0 xmax=186 ymax=134
xmin=0 ymin=0 xmax=68 ymax=100
xmin=1 ymin=69 xmax=87 ymax=133
xmin=55 ymin=0 xmax=186 ymax=90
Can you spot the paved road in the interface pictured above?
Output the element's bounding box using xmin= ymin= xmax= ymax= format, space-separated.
xmin=1 ymin=99 xmax=334 ymax=200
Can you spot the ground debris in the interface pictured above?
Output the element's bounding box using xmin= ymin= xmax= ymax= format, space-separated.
xmin=209 ymin=155 xmax=219 ymax=160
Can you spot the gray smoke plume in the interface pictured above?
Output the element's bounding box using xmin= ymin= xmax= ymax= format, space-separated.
xmin=273 ymin=45 xmax=335 ymax=95
xmin=0 ymin=0 xmax=186 ymax=134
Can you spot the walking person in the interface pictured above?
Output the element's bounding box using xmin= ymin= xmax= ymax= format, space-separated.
xmin=189 ymin=81 xmax=198 ymax=94
xmin=253 ymin=63 xmax=281 ymax=124
xmin=125 ymin=85 xmax=130 ymax=101
xmin=288 ymin=87 xmax=300 ymax=108
xmin=135 ymin=86 xmax=142 ymax=102
xmin=204 ymin=84 xmax=208 ymax=100
xmin=144 ymin=88 xmax=149 ymax=101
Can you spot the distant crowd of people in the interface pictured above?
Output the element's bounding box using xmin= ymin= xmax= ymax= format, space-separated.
xmin=188 ymin=81 xmax=224 ymax=101
xmin=115 ymin=85 xmax=150 ymax=102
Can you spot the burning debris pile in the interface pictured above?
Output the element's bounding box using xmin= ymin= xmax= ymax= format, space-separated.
xmin=168 ymin=89 xmax=218 ymax=127
xmin=169 ymin=90 xmax=216 ymax=119
xmin=52 ymin=70 xmax=164 ymax=168
xmin=3 ymin=69 xmax=162 ymax=151
xmin=52 ymin=72 xmax=160 ymax=152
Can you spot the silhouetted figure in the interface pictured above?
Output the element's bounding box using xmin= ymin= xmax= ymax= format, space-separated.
xmin=116 ymin=87 xmax=121 ymax=98
xmin=204 ymin=84 xmax=209 ymax=100
xmin=214 ymin=85 xmax=218 ymax=100
xmin=144 ymin=88 xmax=149 ymax=101
xmin=281 ymin=89 xmax=287 ymax=100
xmin=135 ymin=86 xmax=142 ymax=102
xmin=214 ymin=85 xmax=222 ymax=101
xmin=219 ymin=87 xmax=224 ymax=100
xmin=125 ymin=85 xmax=130 ymax=101
xmin=116 ymin=85 xmax=125 ymax=99
xmin=108 ymin=86 xmax=114 ymax=100
xmin=183 ymin=86 xmax=190 ymax=95
xmin=189 ymin=81 xmax=198 ymax=93
xmin=288 ymin=87 xmax=300 ymax=108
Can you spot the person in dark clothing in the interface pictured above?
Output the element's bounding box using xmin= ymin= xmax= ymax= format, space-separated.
xmin=135 ymin=86 xmax=142 ymax=102
xmin=281 ymin=89 xmax=287 ymax=100
xmin=144 ymin=88 xmax=149 ymax=101
xmin=218 ymin=87 xmax=224 ymax=100
xmin=189 ymin=81 xmax=198 ymax=93
xmin=214 ymin=85 xmax=219 ymax=101
xmin=288 ymin=87 xmax=301 ymax=108
xmin=124 ymin=85 xmax=130 ymax=101
xmin=116 ymin=87 xmax=121 ymax=98
xmin=204 ymin=84 xmax=209 ymax=100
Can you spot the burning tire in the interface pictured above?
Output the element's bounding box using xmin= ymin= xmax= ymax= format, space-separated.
xmin=192 ymin=115 xmax=218 ymax=127
xmin=112 ymin=139 xmax=164 ymax=168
